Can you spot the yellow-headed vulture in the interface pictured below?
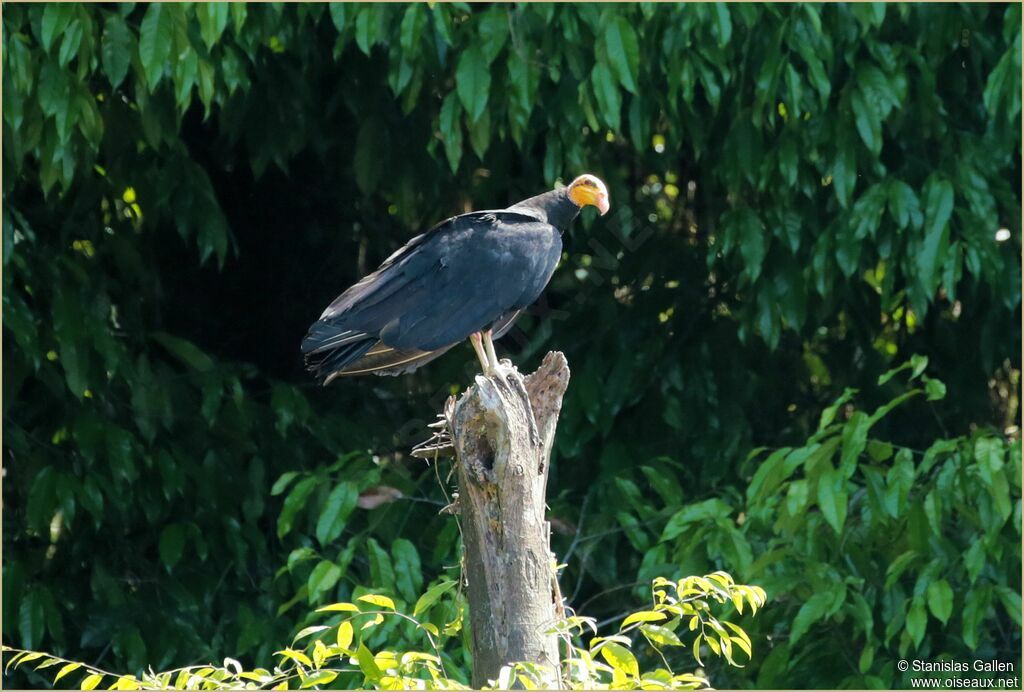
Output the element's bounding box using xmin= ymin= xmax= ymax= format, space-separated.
xmin=302 ymin=174 xmax=609 ymax=383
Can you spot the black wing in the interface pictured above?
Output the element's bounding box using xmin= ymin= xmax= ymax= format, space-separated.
xmin=302 ymin=210 xmax=560 ymax=382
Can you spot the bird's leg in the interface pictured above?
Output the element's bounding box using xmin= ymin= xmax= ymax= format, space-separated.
xmin=482 ymin=329 xmax=501 ymax=372
xmin=469 ymin=332 xmax=491 ymax=375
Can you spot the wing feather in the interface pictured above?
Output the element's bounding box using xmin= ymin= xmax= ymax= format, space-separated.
xmin=301 ymin=210 xmax=560 ymax=381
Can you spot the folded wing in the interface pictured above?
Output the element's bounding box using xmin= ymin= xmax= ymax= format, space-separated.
xmin=302 ymin=211 xmax=560 ymax=382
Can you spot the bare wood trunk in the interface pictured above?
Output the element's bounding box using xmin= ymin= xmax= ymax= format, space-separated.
xmin=445 ymin=352 xmax=570 ymax=688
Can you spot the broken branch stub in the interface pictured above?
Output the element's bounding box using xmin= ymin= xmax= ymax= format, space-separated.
xmin=446 ymin=351 xmax=571 ymax=688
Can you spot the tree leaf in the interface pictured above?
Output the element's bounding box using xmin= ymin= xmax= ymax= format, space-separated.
xmin=477 ymin=9 xmax=509 ymax=64
xmin=300 ymin=671 xmax=337 ymax=689
xmin=355 ymin=7 xmax=377 ymax=55
xmin=604 ymin=15 xmax=640 ymax=93
xmin=915 ymin=176 xmax=954 ymax=297
xmin=832 ymin=134 xmax=856 ymax=208
xmin=328 ymin=4 xmax=346 ymax=32
xmin=905 ymin=597 xmax=927 ymax=648
xmin=57 ymin=19 xmax=83 ymax=68
xmin=439 ymin=92 xmax=463 ymax=172
xmin=661 ymin=499 xmax=732 ymax=541
xmin=467 ymin=107 xmax=491 ymax=160
xmin=887 ymin=179 xmax=922 ymax=230
xmin=983 ymin=40 xmax=1022 ymax=120
xmin=19 ymin=589 xmax=45 ymax=650
xmin=840 ymin=411 xmax=871 ymax=476
xmin=293 ymin=625 xmax=330 ymax=642
xmin=152 ymin=332 xmax=215 ymax=372
xmin=139 ymin=4 xmax=173 ymax=90
xmin=41 ymin=4 xmax=75 ymax=53
xmin=356 ymin=643 xmax=382 ymax=681
xmin=399 ymin=4 xmax=425 ymax=53
xmin=366 ymin=539 xmax=395 ymax=592
xmin=507 ymin=48 xmax=539 ymax=142
xmin=336 ymin=620 xmax=354 ymax=651
xmin=315 ymin=483 xmax=358 ymax=547
xmin=316 ymin=602 xmax=359 ymax=613
xmin=307 ymin=561 xmax=342 ymax=602
xmin=456 ymin=46 xmax=491 ymax=122
xmin=712 ymin=3 xmax=733 ymax=45
xmin=816 ymin=466 xmax=847 ymax=534
xmin=81 ymin=673 xmax=104 ymax=690
xmin=789 ymin=592 xmax=831 ymax=644
xmin=357 ymin=593 xmax=395 ymax=610
xmin=391 ymin=538 xmax=423 ymax=602
xmin=54 ymin=663 xmax=81 ymax=684
xmin=591 ymin=61 xmax=621 ymax=131
xmin=158 ymin=524 xmax=186 ymax=570
xmin=926 ymin=579 xmax=953 ymax=625
xmin=275 ymin=648 xmax=313 ymax=668
xmin=37 ymin=61 xmax=67 ymax=118
xmin=413 ymin=579 xmax=457 ymax=617
xmin=923 ymin=376 xmax=946 ymax=401
xmin=196 ymin=3 xmax=230 ymax=50
xmin=621 ymin=610 xmax=667 ymax=629
xmin=271 ymin=471 xmax=300 ymax=497
xmin=277 ymin=476 xmax=317 ymax=539
xmin=600 ymin=642 xmax=639 ymax=678
xmin=852 ymin=84 xmax=881 ymax=154
xmin=736 ymin=207 xmax=767 ymax=284
xmin=640 ymin=623 xmax=684 ymax=647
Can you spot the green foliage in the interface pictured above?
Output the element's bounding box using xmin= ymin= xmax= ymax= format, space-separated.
xmin=620 ymin=358 xmax=1021 ymax=688
xmin=2 ymin=2 xmax=1020 ymax=689
xmin=4 ymin=573 xmax=766 ymax=690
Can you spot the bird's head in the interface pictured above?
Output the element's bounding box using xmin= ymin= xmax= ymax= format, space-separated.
xmin=567 ymin=174 xmax=610 ymax=216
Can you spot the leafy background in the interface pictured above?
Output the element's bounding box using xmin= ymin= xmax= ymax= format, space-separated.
xmin=3 ymin=2 xmax=1021 ymax=689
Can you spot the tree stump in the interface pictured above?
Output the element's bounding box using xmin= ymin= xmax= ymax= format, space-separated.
xmin=445 ymin=351 xmax=570 ymax=688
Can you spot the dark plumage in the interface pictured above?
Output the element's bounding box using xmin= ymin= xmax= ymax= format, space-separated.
xmin=302 ymin=174 xmax=609 ymax=383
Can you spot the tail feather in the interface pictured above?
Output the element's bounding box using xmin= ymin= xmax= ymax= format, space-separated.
xmin=304 ymin=333 xmax=377 ymax=384
xmin=334 ymin=343 xmax=455 ymax=377
xmin=301 ymin=320 xmax=365 ymax=354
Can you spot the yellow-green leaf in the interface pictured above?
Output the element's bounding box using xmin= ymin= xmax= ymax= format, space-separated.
xmin=300 ymin=670 xmax=338 ymax=688
xmin=317 ymin=602 xmax=360 ymax=613
xmin=640 ymin=623 xmax=684 ymax=647
xmin=357 ymin=594 xmax=395 ymax=610
xmin=54 ymin=662 xmax=81 ymax=683
xmin=357 ymin=643 xmax=382 ymax=681
xmin=274 ymin=648 xmax=313 ymax=668
xmin=294 ymin=625 xmax=330 ymax=642
xmin=620 ymin=610 xmax=667 ymax=628
xmin=337 ymin=620 xmax=354 ymax=651
xmin=600 ymin=642 xmax=639 ymax=678
xmin=81 ymin=673 xmax=104 ymax=690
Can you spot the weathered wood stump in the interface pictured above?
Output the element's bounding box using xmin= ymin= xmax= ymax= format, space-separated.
xmin=444 ymin=351 xmax=571 ymax=688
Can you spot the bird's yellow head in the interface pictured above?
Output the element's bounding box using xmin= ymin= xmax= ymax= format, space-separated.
xmin=567 ymin=174 xmax=610 ymax=216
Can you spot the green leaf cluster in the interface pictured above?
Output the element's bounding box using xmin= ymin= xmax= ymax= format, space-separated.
xmin=3 ymin=572 xmax=765 ymax=689
xmin=635 ymin=358 xmax=1021 ymax=688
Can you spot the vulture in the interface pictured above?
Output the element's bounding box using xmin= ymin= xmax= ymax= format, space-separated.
xmin=302 ymin=174 xmax=609 ymax=383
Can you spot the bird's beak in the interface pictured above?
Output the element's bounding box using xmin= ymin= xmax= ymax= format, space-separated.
xmin=596 ymin=193 xmax=610 ymax=216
